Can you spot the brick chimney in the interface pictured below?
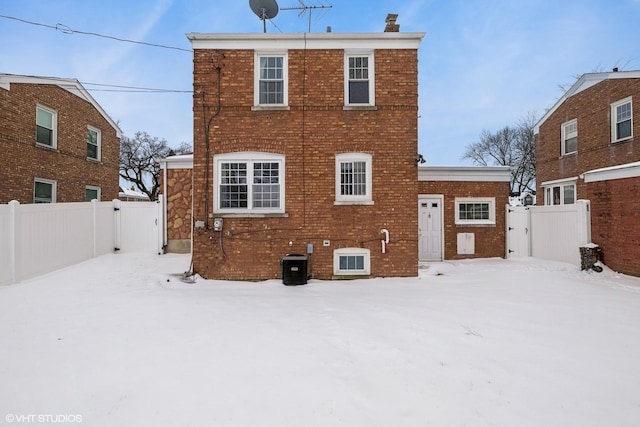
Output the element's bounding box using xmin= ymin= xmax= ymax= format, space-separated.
xmin=384 ymin=13 xmax=399 ymax=32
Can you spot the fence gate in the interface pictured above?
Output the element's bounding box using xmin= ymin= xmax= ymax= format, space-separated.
xmin=505 ymin=200 xmax=591 ymax=266
xmin=114 ymin=198 xmax=163 ymax=254
xmin=506 ymin=205 xmax=530 ymax=258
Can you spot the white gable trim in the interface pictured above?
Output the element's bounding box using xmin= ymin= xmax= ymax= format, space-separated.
xmin=0 ymin=73 xmax=122 ymax=138
xmin=419 ymin=166 xmax=511 ymax=182
xmin=534 ymin=70 xmax=640 ymax=135
xmin=158 ymin=154 xmax=194 ymax=170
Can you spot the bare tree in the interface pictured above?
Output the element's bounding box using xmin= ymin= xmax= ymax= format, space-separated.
xmin=119 ymin=131 xmax=191 ymax=201
xmin=462 ymin=112 xmax=537 ymax=194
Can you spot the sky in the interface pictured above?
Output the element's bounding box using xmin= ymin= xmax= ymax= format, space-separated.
xmin=1 ymin=0 xmax=639 ymax=165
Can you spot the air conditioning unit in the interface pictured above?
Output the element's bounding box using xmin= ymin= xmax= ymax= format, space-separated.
xmin=281 ymin=254 xmax=308 ymax=286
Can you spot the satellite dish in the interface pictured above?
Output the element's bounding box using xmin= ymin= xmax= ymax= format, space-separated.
xmin=250 ymin=0 xmax=279 ymax=32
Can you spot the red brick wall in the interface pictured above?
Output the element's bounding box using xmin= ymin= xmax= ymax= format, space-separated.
xmin=191 ymin=48 xmax=419 ymax=280
xmin=0 ymin=83 xmax=120 ymax=204
xmin=536 ymin=78 xmax=640 ymax=200
xmin=586 ymin=177 xmax=640 ymax=276
xmin=418 ymin=181 xmax=509 ymax=260
xmin=536 ymin=77 xmax=640 ymax=276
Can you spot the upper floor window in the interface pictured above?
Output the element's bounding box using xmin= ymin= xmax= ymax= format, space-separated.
xmin=561 ymin=119 xmax=577 ymax=155
xmin=335 ymin=153 xmax=373 ymax=204
xmin=214 ymin=152 xmax=285 ymax=214
xmin=36 ymin=105 xmax=57 ymax=148
xmin=344 ymin=52 xmax=375 ymax=106
xmin=254 ymin=52 xmax=288 ymax=107
xmin=455 ymin=197 xmax=496 ymax=226
xmin=34 ymin=178 xmax=56 ymax=203
xmin=611 ymin=97 xmax=633 ymax=143
xmin=85 ymin=186 xmax=101 ymax=201
xmin=544 ymin=182 xmax=575 ymax=205
xmin=87 ymin=126 xmax=101 ymax=161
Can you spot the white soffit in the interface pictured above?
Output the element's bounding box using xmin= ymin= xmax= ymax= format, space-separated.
xmin=187 ymin=32 xmax=425 ymax=50
xmin=540 ymin=176 xmax=578 ymax=187
xmin=583 ymin=161 xmax=640 ymax=183
xmin=418 ymin=166 xmax=511 ymax=182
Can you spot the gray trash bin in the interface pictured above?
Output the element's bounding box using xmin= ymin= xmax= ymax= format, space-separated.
xmin=281 ymin=254 xmax=308 ymax=285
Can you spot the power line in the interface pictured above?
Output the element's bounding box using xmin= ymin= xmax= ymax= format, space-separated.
xmin=0 ymin=14 xmax=192 ymax=53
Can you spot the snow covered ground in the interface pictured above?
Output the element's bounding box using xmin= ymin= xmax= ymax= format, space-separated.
xmin=2 ymin=254 xmax=640 ymax=426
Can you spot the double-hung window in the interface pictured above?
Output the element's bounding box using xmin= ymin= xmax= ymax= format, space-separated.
xmin=36 ymin=105 xmax=57 ymax=148
xmin=87 ymin=126 xmax=101 ymax=161
xmin=345 ymin=52 xmax=375 ymax=106
xmin=215 ymin=153 xmax=285 ymax=214
xmin=335 ymin=153 xmax=373 ymax=204
xmin=561 ymin=119 xmax=577 ymax=155
xmin=611 ymin=97 xmax=633 ymax=143
xmin=255 ymin=52 xmax=288 ymax=107
xmin=455 ymin=197 xmax=496 ymax=226
xmin=34 ymin=178 xmax=56 ymax=203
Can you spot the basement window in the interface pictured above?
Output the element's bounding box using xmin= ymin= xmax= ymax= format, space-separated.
xmin=333 ymin=248 xmax=371 ymax=275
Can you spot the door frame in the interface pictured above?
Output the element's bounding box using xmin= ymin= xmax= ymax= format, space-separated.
xmin=418 ymin=194 xmax=445 ymax=261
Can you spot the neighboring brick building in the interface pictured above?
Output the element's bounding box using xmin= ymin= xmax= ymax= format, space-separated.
xmin=0 ymin=74 xmax=121 ymax=204
xmin=186 ymin=23 xmax=425 ymax=280
xmin=418 ymin=166 xmax=511 ymax=261
xmin=535 ymin=70 xmax=640 ymax=276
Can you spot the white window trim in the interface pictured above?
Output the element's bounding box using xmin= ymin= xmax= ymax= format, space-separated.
xmin=213 ymin=152 xmax=285 ymax=214
xmin=334 ymin=152 xmax=373 ymax=205
xmin=85 ymin=185 xmax=101 ymax=201
xmin=344 ymin=50 xmax=375 ymax=107
xmin=454 ymin=197 xmax=496 ymax=226
xmin=34 ymin=178 xmax=57 ymax=203
xmin=611 ymin=96 xmax=633 ymax=143
xmin=87 ymin=125 xmax=101 ymax=161
xmin=35 ymin=104 xmax=58 ymax=149
xmin=542 ymin=179 xmax=577 ymax=205
xmin=254 ymin=51 xmax=289 ymax=108
xmin=333 ymin=248 xmax=371 ymax=276
xmin=561 ymin=119 xmax=577 ymax=155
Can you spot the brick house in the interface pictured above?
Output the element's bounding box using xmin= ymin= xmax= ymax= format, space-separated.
xmin=535 ymin=70 xmax=640 ymax=276
xmin=418 ymin=166 xmax=510 ymax=261
xmin=0 ymin=74 xmax=121 ymax=204
xmin=185 ymin=22 xmax=425 ymax=280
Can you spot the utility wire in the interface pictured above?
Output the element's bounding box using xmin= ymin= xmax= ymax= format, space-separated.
xmin=0 ymin=14 xmax=192 ymax=53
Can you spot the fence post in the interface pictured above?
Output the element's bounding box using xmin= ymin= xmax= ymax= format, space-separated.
xmin=91 ymin=199 xmax=98 ymax=258
xmin=113 ymin=199 xmax=121 ymax=252
xmin=576 ymin=200 xmax=592 ymax=245
xmin=8 ymin=200 xmax=19 ymax=284
xmin=157 ymin=195 xmax=164 ymax=255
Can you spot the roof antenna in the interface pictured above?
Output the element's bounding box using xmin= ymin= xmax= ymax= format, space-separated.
xmin=280 ymin=1 xmax=333 ymax=32
xmin=249 ymin=0 xmax=280 ymax=33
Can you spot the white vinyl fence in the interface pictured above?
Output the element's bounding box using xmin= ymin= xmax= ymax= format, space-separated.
xmin=506 ymin=200 xmax=591 ymax=266
xmin=0 ymin=198 xmax=163 ymax=285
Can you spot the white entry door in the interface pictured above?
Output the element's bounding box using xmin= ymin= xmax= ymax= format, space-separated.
xmin=419 ymin=197 xmax=443 ymax=261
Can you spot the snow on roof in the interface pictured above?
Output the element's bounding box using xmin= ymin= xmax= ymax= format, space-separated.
xmin=119 ymin=187 xmax=149 ymax=199
xmin=534 ymin=70 xmax=640 ymax=135
xmin=582 ymin=160 xmax=640 ymax=183
xmin=158 ymin=153 xmax=193 ymax=169
xmin=0 ymin=73 xmax=122 ymax=138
